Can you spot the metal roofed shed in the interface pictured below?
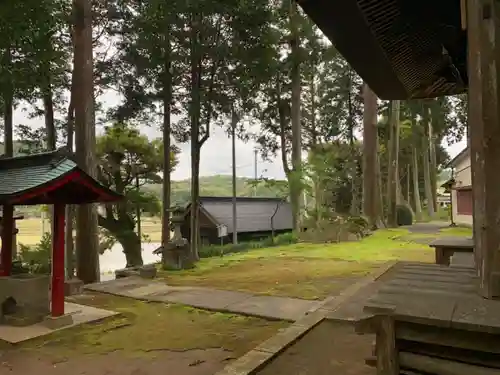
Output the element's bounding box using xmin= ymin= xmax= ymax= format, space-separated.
xmin=297 ymin=0 xmax=467 ymax=99
xmin=182 ymin=196 xmax=293 ymax=246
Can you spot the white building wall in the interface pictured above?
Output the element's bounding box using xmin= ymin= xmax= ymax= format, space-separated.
xmin=452 ymin=152 xmax=473 ymax=226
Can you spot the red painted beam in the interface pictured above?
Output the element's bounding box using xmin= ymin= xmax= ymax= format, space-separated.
xmin=0 ymin=205 xmax=14 ymax=276
xmin=51 ymin=203 xmax=66 ymax=317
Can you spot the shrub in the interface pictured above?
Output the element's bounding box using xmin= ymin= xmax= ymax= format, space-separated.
xmin=299 ymin=216 xmax=362 ymax=243
xmin=198 ymin=232 xmax=299 ymax=258
xmin=345 ymin=215 xmax=370 ymax=237
xmin=16 ymin=232 xmax=52 ymax=274
xmin=396 ymin=204 xmax=413 ymax=226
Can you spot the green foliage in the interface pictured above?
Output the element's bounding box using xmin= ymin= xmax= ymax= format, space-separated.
xmin=306 ymin=142 xmax=362 ymax=216
xmin=96 ymin=122 xmax=180 ymax=265
xmin=16 ymin=232 xmax=52 ymax=274
xmin=144 ymin=175 xmax=287 ymax=206
xmin=396 ymin=204 xmax=413 ymax=226
xmin=199 ymin=232 xmax=298 ymax=259
xmin=300 ymin=215 xmax=367 ymax=243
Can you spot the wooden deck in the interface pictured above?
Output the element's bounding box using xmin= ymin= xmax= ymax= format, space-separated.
xmin=356 ymin=262 xmax=500 ymax=374
xmin=428 ymin=237 xmax=474 ymax=266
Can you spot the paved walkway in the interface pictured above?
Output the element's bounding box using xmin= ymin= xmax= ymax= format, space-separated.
xmin=85 ymin=278 xmax=320 ymax=321
xmin=401 ymin=221 xmax=451 ymax=234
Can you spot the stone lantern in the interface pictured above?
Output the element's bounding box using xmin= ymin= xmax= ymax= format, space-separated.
xmin=155 ymin=206 xmax=193 ymax=270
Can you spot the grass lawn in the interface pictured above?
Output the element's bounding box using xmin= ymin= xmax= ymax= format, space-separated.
xmin=160 ymin=226 xmax=473 ymax=300
xmin=12 ymin=293 xmax=285 ymax=359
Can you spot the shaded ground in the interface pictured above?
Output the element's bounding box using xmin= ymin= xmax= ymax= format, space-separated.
xmin=0 ymin=293 xmax=285 ymax=375
xmin=0 ymin=348 xmax=233 ymax=375
xmin=256 ymin=320 xmax=374 ymax=375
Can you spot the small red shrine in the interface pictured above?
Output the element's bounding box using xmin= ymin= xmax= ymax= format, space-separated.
xmin=0 ymin=149 xmax=122 ymax=318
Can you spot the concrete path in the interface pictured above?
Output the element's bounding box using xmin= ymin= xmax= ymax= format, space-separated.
xmin=85 ymin=277 xmax=320 ymax=321
xmin=401 ymin=221 xmax=450 ymax=234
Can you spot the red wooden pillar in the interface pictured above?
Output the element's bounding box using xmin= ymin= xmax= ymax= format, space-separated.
xmin=1 ymin=205 xmax=14 ymax=276
xmin=51 ymin=203 xmax=66 ymax=317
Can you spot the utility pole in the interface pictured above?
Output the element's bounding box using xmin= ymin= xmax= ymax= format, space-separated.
xmin=231 ymin=109 xmax=238 ymax=244
xmin=253 ymin=148 xmax=258 ymax=197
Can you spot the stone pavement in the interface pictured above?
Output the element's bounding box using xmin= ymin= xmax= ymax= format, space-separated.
xmin=85 ymin=278 xmax=320 ymax=321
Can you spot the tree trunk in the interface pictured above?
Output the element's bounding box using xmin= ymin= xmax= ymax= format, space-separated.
xmin=65 ymin=38 xmax=76 ymax=279
xmin=362 ymin=84 xmax=379 ymax=228
xmin=289 ymin=0 xmax=302 ymax=232
xmin=411 ymin=144 xmax=423 ymax=220
xmin=2 ymin=47 xmax=14 ymax=262
xmin=422 ymin=106 xmax=435 ymax=217
xmin=387 ymin=100 xmax=400 ymax=227
xmin=348 ymin=71 xmax=359 ymax=215
xmin=161 ymin=25 xmax=173 ymax=268
xmin=73 ymin=0 xmax=100 ymax=284
xmin=376 ymin=146 xmax=385 ymax=227
xmin=43 ymin=77 xmax=56 ymax=151
xmin=189 ymin=11 xmax=202 ymax=261
xmin=428 ymin=119 xmax=438 ymax=211
xmin=231 ymin=108 xmax=238 ymax=244
xmin=3 ymin=48 xmax=13 ymax=157
xmin=117 ymin=231 xmax=143 ymax=268
xmin=406 ymin=165 xmax=411 ymax=203
xmin=43 ymin=66 xmax=56 ymax=249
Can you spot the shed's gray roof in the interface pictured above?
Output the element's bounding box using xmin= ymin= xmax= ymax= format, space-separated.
xmin=199 ymin=196 xmax=293 ymax=234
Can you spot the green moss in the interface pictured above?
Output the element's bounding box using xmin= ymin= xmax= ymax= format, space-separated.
xmin=159 ymin=229 xmax=435 ymax=299
xmin=16 ymin=294 xmax=285 ymax=358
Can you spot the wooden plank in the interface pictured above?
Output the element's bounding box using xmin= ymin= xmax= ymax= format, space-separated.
xmin=387 ymin=279 xmax=476 ymax=292
xmin=452 ymin=297 xmax=500 ymax=334
xmin=365 ymin=293 xmax=456 ymax=327
xmin=429 ymin=237 xmax=474 ymax=249
xmin=400 ymin=341 xmax=500 ymax=369
xmin=396 ymin=266 xmax=476 ymax=276
xmin=399 ymin=352 xmax=499 ymax=375
xmin=378 ymin=286 xmax=472 ymax=299
xmin=376 ymin=315 xmax=398 ymax=375
xmin=396 ymin=270 xmax=476 ymax=280
xmin=392 ymin=273 xmax=476 ymax=286
xmin=396 ymin=322 xmax=500 ymax=354
xmin=399 ymin=262 xmax=474 ymax=270
xmin=391 ymin=271 xmax=475 ymax=282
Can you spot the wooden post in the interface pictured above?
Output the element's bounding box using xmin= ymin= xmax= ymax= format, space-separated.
xmin=376 ymin=316 xmax=399 ymax=375
xmin=0 ymin=205 xmax=14 ymax=276
xmin=51 ymin=203 xmax=66 ymax=317
xmin=467 ymin=0 xmax=500 ymax=298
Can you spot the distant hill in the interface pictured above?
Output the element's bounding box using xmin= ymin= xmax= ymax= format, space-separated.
xmin=144 ymin=175 xmax=285 ymax=205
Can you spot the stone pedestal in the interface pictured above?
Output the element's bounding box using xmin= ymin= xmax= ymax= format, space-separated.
xmin=115 ymin=264 xmax=157 ymax=279
xmin=43 ymin=313 xmax=74 ymax=329
xmin=64 ymin=278 xmax=84 ymax=296
xmin=0 ymin=274 xmax=50 ymax=326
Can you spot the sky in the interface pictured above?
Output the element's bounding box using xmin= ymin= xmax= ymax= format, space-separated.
xmin=13 ymin=89 xmax=467 ymax=182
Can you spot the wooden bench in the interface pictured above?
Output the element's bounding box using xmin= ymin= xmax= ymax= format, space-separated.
xmin=356 ymin=262 xmax=500 ymax=375
xmin=428 ymin=237 xmax=474 ymax=266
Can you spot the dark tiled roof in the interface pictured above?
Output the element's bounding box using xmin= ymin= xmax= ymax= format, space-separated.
xmin=199 ymin=196 xmax=293 ymax=234
xmin=298 ymin=0 xmax=467 ymax=99
xmin=0 ymin=151 xmax=76 ymax=196
xmin=0 ymin=149 xmax=122 ymax=204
